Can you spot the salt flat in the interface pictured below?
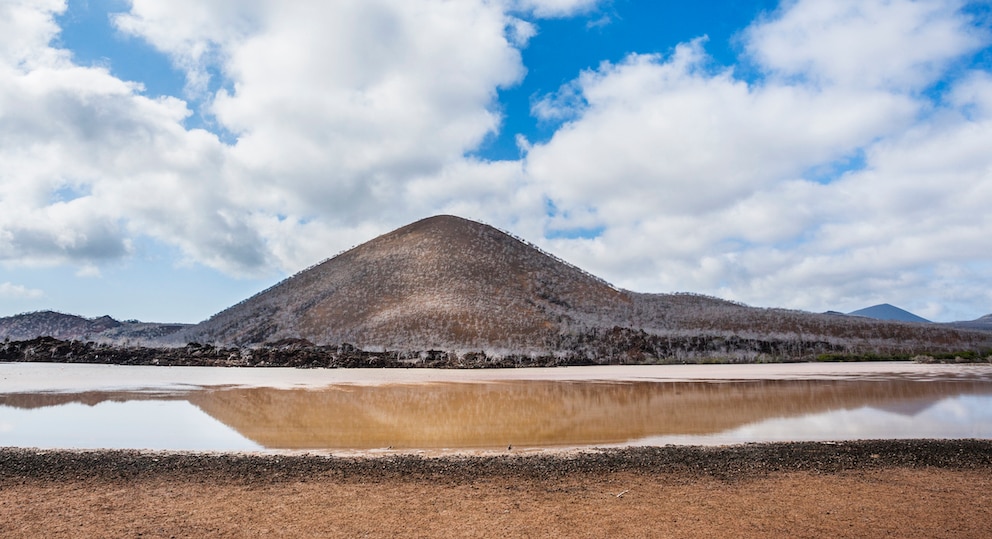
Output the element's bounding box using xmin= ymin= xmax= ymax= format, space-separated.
xmin=3 ymin=361 xmax=991 ymax=394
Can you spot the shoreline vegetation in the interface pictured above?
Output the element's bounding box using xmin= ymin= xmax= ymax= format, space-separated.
xmin=2 ymin=335 xmax=990 ymax=368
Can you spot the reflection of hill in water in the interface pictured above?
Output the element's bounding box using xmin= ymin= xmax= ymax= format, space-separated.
xmin=0 ymin=391 xmax=186 ymax=409
xmin=4 ymin=380 xmax=989 ymax=450
xmin=870 ymin=400 xmax=938 ymax=417
xmin=187 ymin=380 xmax=992 ymax=450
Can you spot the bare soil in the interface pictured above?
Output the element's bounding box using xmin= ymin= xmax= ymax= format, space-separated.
xmin=2 ymin=441 xmax=991 ymax=538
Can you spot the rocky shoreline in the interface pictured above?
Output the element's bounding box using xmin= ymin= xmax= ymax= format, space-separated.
xmin=4 ymin=336 xmax=991 ymax=368
xmin=4 ymin=440 xmax=991 ymax=485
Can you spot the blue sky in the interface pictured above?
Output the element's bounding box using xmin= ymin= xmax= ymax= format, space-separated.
xmin=1 ymin=0 xmax=991 ymax=324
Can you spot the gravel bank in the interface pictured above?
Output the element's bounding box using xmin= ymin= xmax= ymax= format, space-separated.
xmin=4 ymin=440 xmax=992 ymax=538
xmin=4 ymin=439 xmax=991 ymax=484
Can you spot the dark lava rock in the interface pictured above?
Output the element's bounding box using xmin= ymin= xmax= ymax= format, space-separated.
xmin=2 ymin=440 xmax=990 ymax=486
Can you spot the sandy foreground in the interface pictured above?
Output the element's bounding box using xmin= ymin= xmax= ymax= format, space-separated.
xmin=2 ymin=440 xmax=991 ymax=538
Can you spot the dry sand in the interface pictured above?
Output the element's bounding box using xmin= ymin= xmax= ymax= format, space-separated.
xmin=3 ymin=441 xmax=991 ymax=538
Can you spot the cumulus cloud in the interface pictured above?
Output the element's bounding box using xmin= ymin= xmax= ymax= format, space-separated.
xmin=0 ymin=0 xmax=558 ymax=276
xmin=111 ymin=0 xmax=264 ymax=96
xmin=0 ymin=9 xmax=256 ymax=273
xmin=0 ymin=282 xmax=43 ymax=299
xmin=519 ymin=0 xmax=992 ymax=320
xmin=0 ymin=0 xmax=67 ymax=67
xmin=1 ymin=0 xmax=990 ymax=322
xmin=525 ymin=41 xmax=917 ymax=217
xmin=113 ymin=0 xmax=544 ymax=270
xmin=745 ymin=0 xmax=987 ymax=90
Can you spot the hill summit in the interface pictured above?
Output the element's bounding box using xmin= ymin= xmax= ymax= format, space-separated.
xmin=178 ymin=215 xmax=627 ymax=350
xmin=848 ymin=304 xmax=931 ymax=323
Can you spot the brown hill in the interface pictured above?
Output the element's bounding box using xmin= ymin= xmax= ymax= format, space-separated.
xmin=178 ymin=215 xmax=629 ymax=350
xmin=175 ymin=215 xmax=992 ymax=359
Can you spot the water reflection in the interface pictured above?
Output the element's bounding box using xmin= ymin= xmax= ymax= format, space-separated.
xmin=641 ymin=394 xmax=992 ymax=446
xmin=2 ymin=378 xmax=991 ymax=451
xmin=0 ymin=399 xmax=261 ymax=451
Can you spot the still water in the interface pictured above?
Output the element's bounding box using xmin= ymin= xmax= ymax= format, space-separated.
xmin=2 ymin=363 xmax=991 ymax=452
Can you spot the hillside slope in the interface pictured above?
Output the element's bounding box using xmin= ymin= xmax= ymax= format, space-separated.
xmin=173 ymin=215 xmax=992 ymax=359
xmin=177 ymin=215 xmax=628 ymax=350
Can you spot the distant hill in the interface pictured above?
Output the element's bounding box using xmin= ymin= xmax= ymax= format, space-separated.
xmin=948 ymin=314 xmax=992 ymax=332
xmin=95 ymin=321 xmax=193 ymax=344
xmin=0 ymin=311 xmax=189 ymax=344
xmin=848 ymin=304 xmax=931 ymax=323
xmin=0 ymin=311 xmax=121 ymax=341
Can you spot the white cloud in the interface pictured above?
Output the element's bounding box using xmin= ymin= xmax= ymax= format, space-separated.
xmin=949 ymin=70 xmax=992 ymax=115
xmin=111 ymin=0 xmax=535 ymax=270
xmin=525 ymin=43 xmax=917 ymax=219
xmin=516 ymin=0 xmax=992 ymax=320
xmin=0 ymin=0 xmax=546 ymax=276
xmin=0 ymin=282 xmax=43 ymax=299
xmin=745 ymin=0 xmax=988 ymax=90
xmin=0 ymin=0 xmax=990 ymax=322
xmin=0 ymin=26 xmax=247 ymax=270
xmin=111 ymin=0 xmax=265 ymax=96
xmin=0 ymin=0 xmax=68 ymax=68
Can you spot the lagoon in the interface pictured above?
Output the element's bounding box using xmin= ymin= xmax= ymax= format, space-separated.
xmin=2 ymin=362 xmax=991 ymax=453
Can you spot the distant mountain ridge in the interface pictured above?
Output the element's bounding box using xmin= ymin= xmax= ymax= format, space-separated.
xmin=848 ymin=304 xmax=931 ymax=324
xmin=0 ymin=311 xmax=189 ymax=344
xmin=0 ymin=311 xmax=121 ymax=341
xmin=948 ymin=314 xmax=992 ymax=332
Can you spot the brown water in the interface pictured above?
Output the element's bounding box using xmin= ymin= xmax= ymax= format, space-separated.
xmin=188 ymin=378 xmax=992 ymax=449
xmin=2 ymin=363 xmax=992 ymax=451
